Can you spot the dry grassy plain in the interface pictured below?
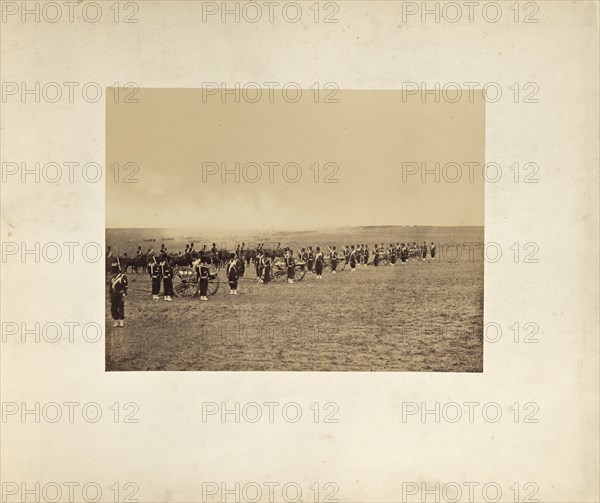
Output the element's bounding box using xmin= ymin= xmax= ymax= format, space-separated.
xmin=105 ymin=226 xmax=483 ymax=372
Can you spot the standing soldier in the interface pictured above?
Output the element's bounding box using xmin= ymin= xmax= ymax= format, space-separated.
xmin=315 ymin=247 xmax=324 ymax=279
xmin=346 ymin=245 xmax=352 ymax=267
xmin=389 ymin=244 xmax=397 ymax=266
xmin=192 ymin=254 xmax=201 ymax=280
xmin=286 ymin=249 xmax=296 ymax=284
xmin=307 ymin=246 xmax=315 ymax=273
xmin=149 ymin=255 xmax=162 ymax=300
xmin=349 ymin=245 xmax=357 ymax=272
xmin=210 ymin=243 xmax=219 ymax=269
xmin=298 ymin=247 xmax=307 ymax=271
xmin=255 ymin=249 xmax=264 ymax=280
xmin=421 ymin=241 xmax=428 ymax=261
xmin=400 ymin=243 xmax=407 ymax=264
xmin=329 ymin=246 xmax=338 ymax=274
xmin=262 ymin=252 xmax=272 ymax=284
xmin=430 ymin=241 xmax=436 ymax=261
xmin=160 ymin=253 xmax=174 ymax=302
xmin=236 ymin=244 xmax=246 ymax=277
xmin=343 ymin=246 xmax=350 ymax=267
xmin=198 ymin=254 xmax=211 ymax=301
xmin=109 ymin=258 xmax=128 ymax=327
xmin=227 ymin=253 xmax=239 ymax=295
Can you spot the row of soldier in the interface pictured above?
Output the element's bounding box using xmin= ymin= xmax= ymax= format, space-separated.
xmin=107 ymin=241 xmax=438 ymax=326
xmin=107 ymin=240 xmax=439 ymax=298
xmin=108 ymin=240 xmax=436 ymax=275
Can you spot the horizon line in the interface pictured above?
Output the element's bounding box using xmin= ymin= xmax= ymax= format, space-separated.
xmin=106 ymin=224 xmax=484 ymax=231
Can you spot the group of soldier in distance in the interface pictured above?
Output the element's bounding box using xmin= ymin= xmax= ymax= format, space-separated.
xmin=107 ymin=241 xmax=436 ymax=327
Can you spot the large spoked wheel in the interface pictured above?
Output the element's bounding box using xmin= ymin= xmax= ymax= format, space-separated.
xmin=174 ymin=281 xmax=197 ymax=297
xmin=173 ymin=266 xmax=198 ymax=298
xmin=272 ymin=262 xmax=287 ymax=282
xmin=294 ymin=263 xmax=307 ymax=282
xmin=336 ymin=259 xmax=347 ymax=271
xmin=207 ymin=272 xmax=220 ymax=296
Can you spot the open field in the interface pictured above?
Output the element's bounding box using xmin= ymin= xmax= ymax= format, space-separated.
xmin=105 ymin=226 xmax=483 ymax=372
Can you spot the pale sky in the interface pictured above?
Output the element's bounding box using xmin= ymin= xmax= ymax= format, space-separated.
xmin=106 ymin=89 xmax=484 ymax=230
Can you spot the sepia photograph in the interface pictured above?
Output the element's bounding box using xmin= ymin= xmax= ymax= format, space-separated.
xmin=3 ymin=1 xmax=599 ymax=501
xmin=105 ymin=88 xmax=485 ymax=371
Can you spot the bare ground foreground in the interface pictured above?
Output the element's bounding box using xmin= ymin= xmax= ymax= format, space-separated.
xmin=105 ymin=226 xmax=483 ymax=372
